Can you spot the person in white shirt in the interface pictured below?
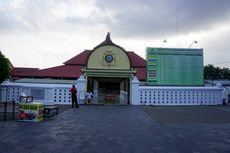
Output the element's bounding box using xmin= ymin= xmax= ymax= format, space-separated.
xmin=86 ymin=90 xmax=94 ymax=105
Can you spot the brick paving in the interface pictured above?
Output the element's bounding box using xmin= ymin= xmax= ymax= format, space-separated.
xmin=0 ymin=105 xmax=230 ymax=153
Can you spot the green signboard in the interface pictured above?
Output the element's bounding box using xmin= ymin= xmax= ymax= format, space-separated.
xmin=146 ymin=47 xmax=204 ymax=86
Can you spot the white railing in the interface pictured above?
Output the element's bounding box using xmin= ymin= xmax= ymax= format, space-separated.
xmin=139 ymin=86 xmax=223 ymax=105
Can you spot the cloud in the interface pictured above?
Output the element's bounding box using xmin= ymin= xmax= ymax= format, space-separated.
xmin=0 ymin=0 xmax=53 ymax=33
xmin=0 ymin=0 xmax=230 ymax=68
xmin=1 ymin=0 xmax=230 ymax=37
xmin=95 ymin=0 xmax=230 ymax=38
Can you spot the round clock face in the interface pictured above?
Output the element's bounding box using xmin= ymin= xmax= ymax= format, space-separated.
xmin=105 ymin=54 xmax=113 ymax=63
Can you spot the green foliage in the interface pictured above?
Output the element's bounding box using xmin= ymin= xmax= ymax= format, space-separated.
xmin=204 ymin=64 xmax=230 ymax=80
xmin=0 ymin=52 xmax=11 ymax=83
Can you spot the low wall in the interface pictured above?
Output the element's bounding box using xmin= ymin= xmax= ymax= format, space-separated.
xmin=0 ymin=81 xmax=224 ymax=106
xmin=0 ymin=81 xmax=73 ymax=105
xmin=139 ymin=86 xmax=223 ymax=105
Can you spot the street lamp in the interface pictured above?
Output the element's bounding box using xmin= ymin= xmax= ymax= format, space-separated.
xmin=160 ymin=39 xmax=167 ymax=48
xmin=189 ymin=40 xmax=198 ymax=48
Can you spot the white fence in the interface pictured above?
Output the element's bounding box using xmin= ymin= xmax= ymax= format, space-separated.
xmin=139 ymin=86 xmax=223 ymax=105
xmin=0 ymin=81 xmax=225 ymax=105
xmin=0 ymin=81 xmax=73 ymax=105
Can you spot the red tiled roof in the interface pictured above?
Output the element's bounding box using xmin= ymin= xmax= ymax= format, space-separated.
xmin=64 ymin=50 xmax=91 ymax=65
xmin=12 ymin=67 xmax=39 ymax=76
xmin=135 ymin=67 xmax=146 ymax=80
xmin=18 ymin=65 xmax=82 ymax=79
xmin=127 ymin=51 xmax=146 ymax=67
xmin=13 ymin=49 xmax=147 ymax=80
xmin=12 ymin=67 xmax=39 ymax=80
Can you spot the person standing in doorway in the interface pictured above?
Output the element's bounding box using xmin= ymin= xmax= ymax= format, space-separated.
xmin=86 ymin=90 xmax=94 ymax=105
xmin=70 ymin=85 xmax=79 ymax=108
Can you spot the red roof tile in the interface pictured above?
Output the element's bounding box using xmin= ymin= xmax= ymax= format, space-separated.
xmin=127 ymin=51 xmax=146 ymax=67
xmin=12 ymin=67 xmax=39 ymax=76
xmin=18 ymin=65 xmax=82 ymax=79
xmin=11 ymin=67 xmax=39 ymax=80
xmin=13 ymin=49 xmax=147 ymax=80
xmin=135 ymin=67 xmax=146 ymax=80
xmin=64 ymin=50 xmax=91 ymax=65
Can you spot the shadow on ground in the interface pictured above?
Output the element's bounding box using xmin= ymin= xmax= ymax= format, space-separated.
xmin=141 ymin=105 xmax=230 ymax=124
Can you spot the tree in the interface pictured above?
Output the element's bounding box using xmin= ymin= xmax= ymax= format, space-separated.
xmin=204 ymin=64 xmax=230 ymax=80
xmin=222 ymin=67 xmax=230 ymax=80
xmin=0 ymin=51 xmax=11 ymax=83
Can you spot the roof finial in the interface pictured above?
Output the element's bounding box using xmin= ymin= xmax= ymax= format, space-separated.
xmin=106 ymin=32 xmax=111 ymax=41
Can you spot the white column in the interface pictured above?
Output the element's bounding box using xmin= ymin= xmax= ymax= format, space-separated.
xmin=131 ymin=76 xmax=140 ymax=105
xmin=120 ymin=81 xmax=124 ymax=100
xmin=93 ymin=79 xmax=98 ymax=98
xmin=76 ymin=75 xmax=86 ymax=104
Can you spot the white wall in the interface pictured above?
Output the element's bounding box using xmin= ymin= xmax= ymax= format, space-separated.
xmin=139 ymin=86 xmax=223 ymax=105
xmin=0 ymin=81 xmax=73 ymax=105
xmin=1 ymin=80 xmax=224 ymax=106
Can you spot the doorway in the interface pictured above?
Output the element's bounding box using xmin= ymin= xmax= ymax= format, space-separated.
xmin=88 ymin=77 xmax=129 ymax=105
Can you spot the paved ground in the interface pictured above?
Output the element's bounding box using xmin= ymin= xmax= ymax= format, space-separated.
xmin=1 ymin=105 xmax=230 ymax=153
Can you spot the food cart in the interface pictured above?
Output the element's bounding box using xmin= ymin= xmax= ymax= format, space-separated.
xmin=18 ymin=102 xmax=44 ymax=122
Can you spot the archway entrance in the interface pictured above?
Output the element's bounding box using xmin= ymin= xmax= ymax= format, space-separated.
xmin=83 ymin=33 xmax=136 ymax=105
xmin=87 ymin=77 xmax=130 ymax=105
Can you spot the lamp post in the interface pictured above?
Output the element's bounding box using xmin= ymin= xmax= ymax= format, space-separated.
xmin=189 ymin=40 xmax=198 ymax=48
xmin=160 ymin=39 xmax=167 ymax=48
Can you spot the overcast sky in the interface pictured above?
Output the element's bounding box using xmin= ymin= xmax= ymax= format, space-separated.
xmin=0 ymin=0 xmax=230 ymax=69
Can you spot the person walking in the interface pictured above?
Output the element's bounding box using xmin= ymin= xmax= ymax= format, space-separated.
xmin=70 ymin=85 xmax=79 ymax=108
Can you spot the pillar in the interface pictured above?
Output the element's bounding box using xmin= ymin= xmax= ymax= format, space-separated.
xmin=130 ymin=76 xmax=140 ymax=105
xmin=76 ymin=75 xmax=86 ymax=104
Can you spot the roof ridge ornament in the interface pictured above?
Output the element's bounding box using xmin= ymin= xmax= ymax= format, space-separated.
xmin=106 ymin=32 xmax=111 ymax=41
xmin=94 ymin=32 xmax=124 ymax=51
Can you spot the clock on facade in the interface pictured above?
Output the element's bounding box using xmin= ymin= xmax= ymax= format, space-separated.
xmin=105 ymin=54 xmax=113 ymax=63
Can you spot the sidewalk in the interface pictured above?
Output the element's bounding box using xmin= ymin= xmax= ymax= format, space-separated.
xmin=0 ymin=105 xmax=230 ymax=153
